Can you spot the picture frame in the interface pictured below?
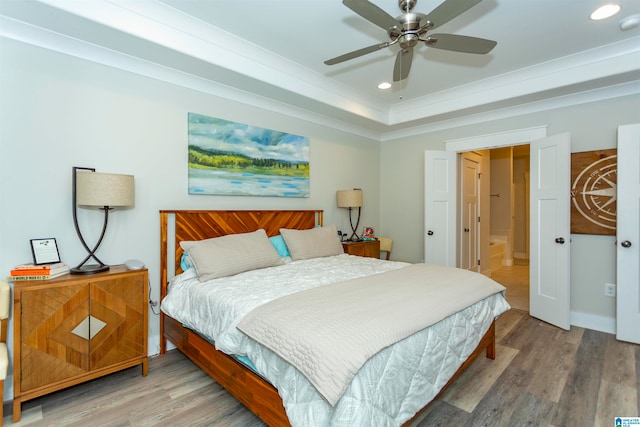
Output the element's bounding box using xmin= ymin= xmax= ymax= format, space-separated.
xmin=362 ymin=227 xmax=375 ymax=239
xmin=30 ymin=238 xmax=61 ymax=265
xmin=187 ymin=112 xmax=310 ymax=197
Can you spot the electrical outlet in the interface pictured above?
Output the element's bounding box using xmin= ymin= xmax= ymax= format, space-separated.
xmin=604 ymin=283 xmax=616 ymax=297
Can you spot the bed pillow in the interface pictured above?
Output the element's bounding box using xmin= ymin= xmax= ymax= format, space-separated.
xmin=180 ymin=229 xmax=284 ymax=281
xmin=280 ymin=224 xmax=344 ymax=261
xmin=269 ymin=235 xmax=290 ymax=258
xmin=180 ymin=252 xmax=194 ymax=271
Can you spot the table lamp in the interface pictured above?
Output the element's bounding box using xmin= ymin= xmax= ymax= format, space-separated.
xmin=337 ymin=188 xmax=363 ymax=241
xmin=72 ymin=167 xmax=134 ymax=274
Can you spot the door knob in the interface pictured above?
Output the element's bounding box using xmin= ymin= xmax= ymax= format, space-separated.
xmin=621 ymin=240 xmax=632 ymax=248
xmin=427 ymin=230 xmax=434 ymax=236
xmin=555 ymin=237 xmax=565 ymax=244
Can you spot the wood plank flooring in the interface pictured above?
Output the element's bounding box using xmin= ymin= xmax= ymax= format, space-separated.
xmin=4 ymin=310 xmax=639 ymax=426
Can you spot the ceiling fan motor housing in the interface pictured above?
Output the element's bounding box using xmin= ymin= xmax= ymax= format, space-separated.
xmin=388 ymin=12 xmax=428 ymax=48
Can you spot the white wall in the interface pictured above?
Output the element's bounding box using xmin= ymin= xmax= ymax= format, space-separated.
xmin=489 ymin=147 xmax=512 ymax=236
xmin=380 ymin=94 xmax=640 ymax=330
xmin=0 ymin=39 xmax=381 ymax=398
xmin=512 ymin=152 xmax=529 ymax=258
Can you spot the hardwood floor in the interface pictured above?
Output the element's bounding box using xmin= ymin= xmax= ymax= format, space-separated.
xmin=4 ymin=310 xmax=638 ymax=426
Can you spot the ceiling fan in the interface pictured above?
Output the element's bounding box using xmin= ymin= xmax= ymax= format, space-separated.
xmin=324 ymin=0 xmax=497 ymax=82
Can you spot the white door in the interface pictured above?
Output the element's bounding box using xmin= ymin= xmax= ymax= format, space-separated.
xmin=460 ymin=152 xmax=481 ymax=271
xmin=424 ymin=150 xmax=456 ymax=266
xmin=616 ymin=124 xmax=640 ymax=344
xmin=530 ymin=133 xmax=571 ymax=330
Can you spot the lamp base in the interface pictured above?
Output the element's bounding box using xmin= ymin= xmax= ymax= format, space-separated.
xmin=70 ymin=264 xmax=110 ymax=275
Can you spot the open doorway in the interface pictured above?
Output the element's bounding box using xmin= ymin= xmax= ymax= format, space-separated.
xmin=427 ymin=128 xmax=571 ymax=328
xmin=461 ymin=145 xmax=530 ymax=311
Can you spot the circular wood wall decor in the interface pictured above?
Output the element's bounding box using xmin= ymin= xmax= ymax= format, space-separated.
xmin=570 ymin=149 xmax=617 ymax=235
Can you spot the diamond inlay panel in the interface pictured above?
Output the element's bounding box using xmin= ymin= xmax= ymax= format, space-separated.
xmin=71 ymin=316 xmax=107 ymax=340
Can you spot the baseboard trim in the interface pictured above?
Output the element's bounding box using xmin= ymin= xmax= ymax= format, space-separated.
xmin=570 ymin=311 xmax=616 ymax=335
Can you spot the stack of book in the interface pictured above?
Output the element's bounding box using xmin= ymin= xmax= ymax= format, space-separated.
xmin=7 ymin=262 xmax=70 ymax=281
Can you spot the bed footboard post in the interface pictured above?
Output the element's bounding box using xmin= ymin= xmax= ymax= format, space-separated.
xmin=485 ymin=321 xmax=496 ymax=360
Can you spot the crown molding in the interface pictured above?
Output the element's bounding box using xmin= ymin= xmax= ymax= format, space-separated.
xmin=388 ymin=38 xmax=640 ymax=124
xmin=2 ymin=1 xmax=639 ymax=142
xmin=380 ymin=80 xmax=640 ymax=141
xmin=0 ymin=16 xmax=383 ymax=141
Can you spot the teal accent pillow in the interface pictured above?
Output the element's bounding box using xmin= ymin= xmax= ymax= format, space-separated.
xmin=180 ymin=252 xmax=193 ymax=271
xmin=180 ymin=229 xmax=283 ymax=281
xmin=269 ymin=235 xmax=290 ymax=257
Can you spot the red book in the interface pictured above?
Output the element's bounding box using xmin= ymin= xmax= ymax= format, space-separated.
xmin=10 ymin=263 xmax=69 ymax=276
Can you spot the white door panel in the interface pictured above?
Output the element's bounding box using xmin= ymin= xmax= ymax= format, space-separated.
xmin=530 ymin=133 xmax=571 ymax=330
xmin=425 ymin=150 xmax=456 ymax=266
xmin=616 ymin=124 xmax=640 ymax=344
xmin=461 ymin=153 xmax=481 ymax=271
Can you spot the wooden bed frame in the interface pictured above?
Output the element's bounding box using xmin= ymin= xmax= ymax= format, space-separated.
xmin=159 ymin=209 xmax=496 ymax=426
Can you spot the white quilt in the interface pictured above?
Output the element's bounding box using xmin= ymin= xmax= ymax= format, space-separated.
xmin=161 ymin=255 xmax=510 ymax=426
xmin=238 ymin=263 xmax=506 ymax=406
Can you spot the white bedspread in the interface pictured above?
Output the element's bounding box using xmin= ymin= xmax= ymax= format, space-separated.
xmin=161 ymin=254 xmax=510 ymax=426
xmin=238 ymin=263 xmax=506 ymax=406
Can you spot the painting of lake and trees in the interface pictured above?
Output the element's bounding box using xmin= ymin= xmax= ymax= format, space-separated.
xmin=188 ymin=113 xmax=310 ymax=197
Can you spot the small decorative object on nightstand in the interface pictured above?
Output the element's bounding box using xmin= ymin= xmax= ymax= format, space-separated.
xmin=342 ymin=239 xmax=380 ymax=258
xmin=12 ymin=265 xmax=148 ymax=422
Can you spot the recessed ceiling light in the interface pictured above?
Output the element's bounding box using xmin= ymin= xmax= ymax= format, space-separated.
xmin=590 ymin=4 xmax=621 ymax=20
xmin=378 ymin=82 xmax=392 ymax=90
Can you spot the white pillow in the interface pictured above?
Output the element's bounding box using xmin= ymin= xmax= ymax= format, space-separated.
xmin=180 ymin=229 xmax=283 ymax=281
xmin=280 ymin=224 xmax=344 ymax=261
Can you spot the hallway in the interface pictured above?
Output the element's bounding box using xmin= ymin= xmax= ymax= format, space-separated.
xmin=491 ymin=261 xmax=529 ymax=311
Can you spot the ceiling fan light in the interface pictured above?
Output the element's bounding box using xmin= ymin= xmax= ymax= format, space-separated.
xmin=590 ymin=4 xmax=621 ymax=20
xmin=378 ymin=82 xmax=392 ymax=89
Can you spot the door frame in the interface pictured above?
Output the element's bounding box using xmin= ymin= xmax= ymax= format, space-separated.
xmin=445 ymin=126 xmax=547 ymax=273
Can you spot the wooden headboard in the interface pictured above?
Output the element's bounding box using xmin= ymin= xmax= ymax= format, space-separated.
xmin=159 ymin=210 xmax=323 ymax=299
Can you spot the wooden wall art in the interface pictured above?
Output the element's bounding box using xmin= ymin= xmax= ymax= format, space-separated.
xmin=570 ymin=149 xmax=617 ymax=235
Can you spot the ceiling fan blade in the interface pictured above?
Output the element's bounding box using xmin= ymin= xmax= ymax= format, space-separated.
xmin=343 ymin=0 xmax=400 ymax=31
xmin=426 ymin=33 xmax=497 ymax=54
xmin=393 ymin=48 xmax=413 ymax=82
xmin=421 ymin=0 xmax=482 ymax=30
xmin=324 ymin=42 xmax=390 ymax=65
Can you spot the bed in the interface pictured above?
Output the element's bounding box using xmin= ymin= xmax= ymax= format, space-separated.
xmin=159 ymin=209 xmax=510 ymax=426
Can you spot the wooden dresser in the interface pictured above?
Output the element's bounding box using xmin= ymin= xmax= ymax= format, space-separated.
xmin=342 ymin=240 xmax=380 ymax=258
xmin=12 ymin=265 xmax=148 ymax=421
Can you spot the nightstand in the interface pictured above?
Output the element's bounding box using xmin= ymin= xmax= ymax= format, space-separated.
xmin=342 ymin=240 xmax=380 ymax=258
xmin=12 ymin=265 xmax=148 ymax=422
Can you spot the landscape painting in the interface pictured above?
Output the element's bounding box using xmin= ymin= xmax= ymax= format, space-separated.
xmin=187 ymin=113 xmax=310 ymax=197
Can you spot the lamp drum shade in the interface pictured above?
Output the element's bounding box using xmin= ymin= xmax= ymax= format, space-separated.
xmin=76 ymin=171 xmax=134 ymax=207
xmin=337 ymin=189 xmax=363 ymax=208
